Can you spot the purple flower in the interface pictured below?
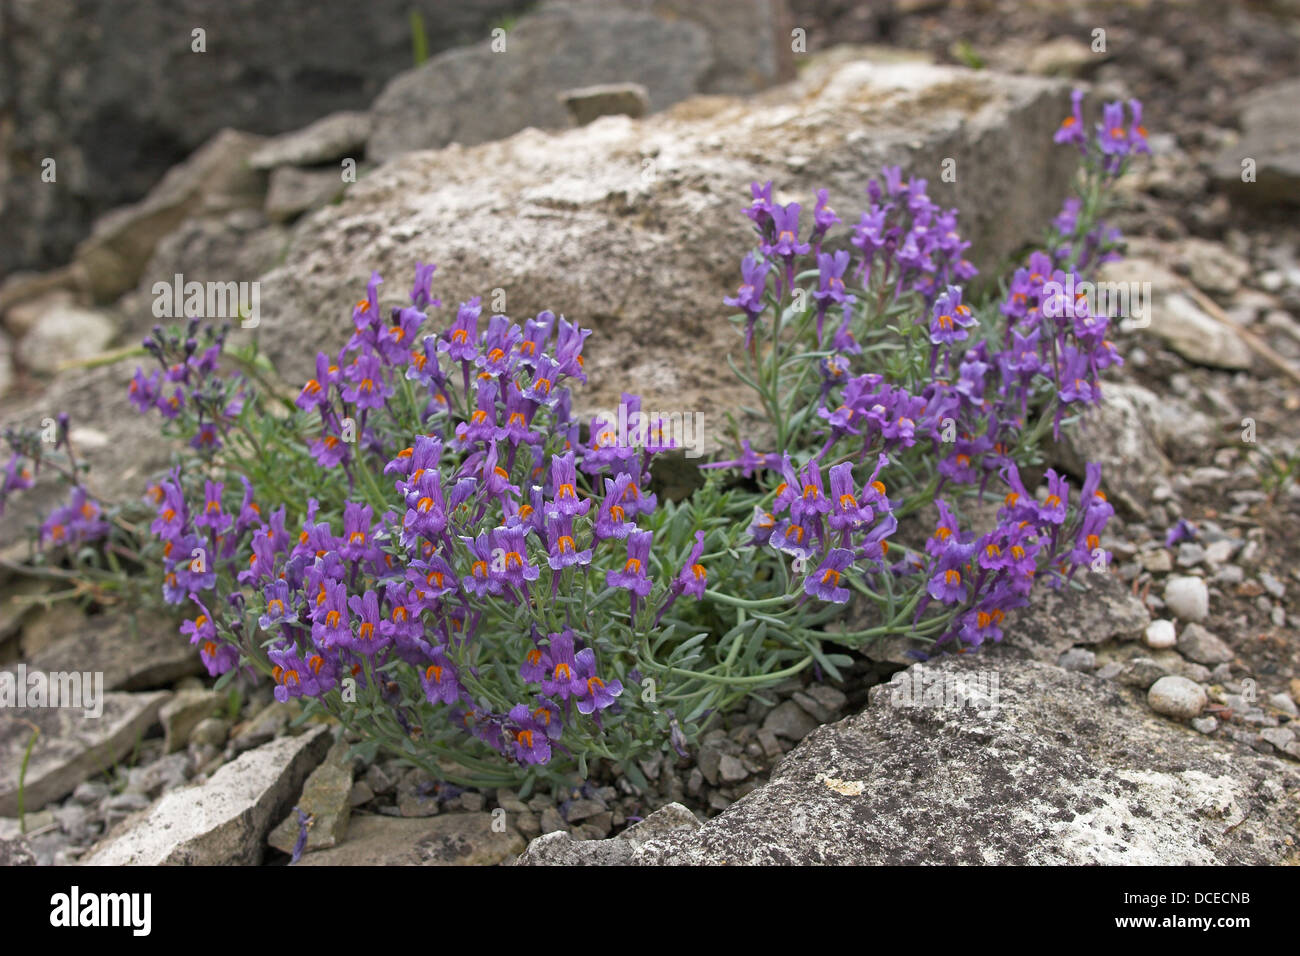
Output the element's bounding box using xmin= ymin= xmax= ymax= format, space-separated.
xmin=410 ymin=261 xmax=441 ymax=310
xmin=440 ymin=298 xmax=482 ymax=363
xmin=573 ymin=649 xmax=623 ymax=715
xmin=545 ymin=451 xmax=589 ymax=518
xmin=457 ymin=532 xmax=498 ymax=597
xmin=128 ymin=367 xmax=161 ymax=413
xmin=606 ymin=529 xmax=653 ymax=597
xmin=40 ymin=487 xmax=110 ymax=547
xmin=339 ymin=502 xmax=377 ymax=563
xmin=490 ymin=525 xmax=540 ymax=589
xmin=540 ymin=631 xmax=583 ymax=699
xmin=927 ymin=561 xmax=967 ymax=604
xmin=804 ymin=548 xmax=854 ymax=603
xmin=312 ymin=580 xmax=351 ymax=648
xmin=724 ymin=253 xmax=770 ymax=347
xmin=546 ymin=514 xmax=591 ymax=570
xmin=674 ymin=530 xmax=708 ymax=600
xmin=341 ymin=352 xmax=392 ymax=410
xmin=593 ymin=475 xmax=636 ymax=541
xmin=1054 ymin=88 xmax=1086 ymax=148
xmin=1165 ymin=518 xmax=1198 ymax=548
xmin=827 ymin=461 xmax=873 ymax=531
xmin=507 ymin=703 xmax=551 ymax=764
xmin=761 ymin=202 xmax=811 ymax=259
xmin=929 ymin=285 xmax=976 ymax=346
xmin=420 ymin=649 xmax=461 ymax=706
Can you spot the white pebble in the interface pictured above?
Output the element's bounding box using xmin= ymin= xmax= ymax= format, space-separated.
xmin=1163 ymin=575 xmax=1209 ymax=622
xmin=1145 ymin=619 xmax=1177 ymax=649
xmin=1148 ymin=675 xmax=1208 ymax=719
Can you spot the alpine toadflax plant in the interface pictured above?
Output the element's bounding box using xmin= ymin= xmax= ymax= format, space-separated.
xmin=5 ymin=90 xmax=1149 ymax=788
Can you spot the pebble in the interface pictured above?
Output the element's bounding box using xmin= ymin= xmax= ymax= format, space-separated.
xmin=1176 ymin=622 xmax=1234 ymax=664
xmin=495 ymin=788 xmax=529 ymax=813
xmin=539 ymin=807 xmax=566 ymax=834
xmin=72 ymin=781 xmax=110 ymax=806
xmin=1212 ymin=564 xmax=1244 ymax=586
xmin=459 ymin=792 xmax=485 ymax=813
xmin=1259 ymin=571 xmax=1286 ymax=599
xmin=126 ymin=752 xmax=191 ymax=797
xmin=1259 ymin=728 xmax=1296 ymax=751
xmin=1118 ymin=658 xmax=1170 ymax=689
xmin=686 ymin=767 xmax=704 ymax=796
xmin=347 ymin=781 xmax=375 ymax=807
xmin=102 ymin=791 xmax=151 ymax=826
xmin=1148 ymin=675 xmax=1208 ymax=719
xmin=1203 ymin=540 xmax=1236 ymax=565
xmin=718 ymin=754 xmax=749 ymax=783
xmin=1095 ymin=661 xmax=1124 ymax=680
xmin=1139 ymin=550 xmax=1174 ymax=573
xmin=805 ymin=684 xmax=848 ymax=714
xmin=1269 ymin=692 xmax=1298 ymax=717
xmin=562 ymin=798 xmax=605 ymax=822
xmin=696 ymin=745 xmax=723 ymax=786
xmin=762 ymin=700 xmax=819 ymax=741
xmin=189 ymin=717 xmax=230 ymax=748
xmin=1057 ymin=648 xmax=1097 ymax=672
xmin=363 ymin=764 xmax=396 ymax=795
xmin=52 ymin=804 xmax=92 ymax=843
xmin=1144 ymin=619 xmax=1177 ymax=649
xmin=1191 ymin=716 xmax=1218 ymax=734
xmin=1163 ymin=576 xmax=1209 ymax=622
xmin=1176 ymin=543 xmax=1205 ymax=567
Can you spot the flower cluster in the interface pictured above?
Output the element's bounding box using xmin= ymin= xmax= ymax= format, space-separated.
xmin=128 ymin=265 xmax=716 ymax=774
xmin=3 ymin=415 xmax=110 ymax=549
xmin=711 ymin=90 xmax=1145 ymax=655
xmin=1054 ymin=90 xmax=1150 ymax=174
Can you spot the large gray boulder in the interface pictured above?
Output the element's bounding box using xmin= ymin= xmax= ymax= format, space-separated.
xmin=1211 ymin=77 xmax=1300 ymax=207
xmin=255 ymin=54 xmax=1077 ymax=425
xmin=0 ymin=0 xmax=533 ymax=276
xmin=367 ymin=3 xmax=713 ymax=161
xmin=72 ymin=129 xmax=268 ymax=303
xmin=518 ymin=658 xmax=1300 ymax=864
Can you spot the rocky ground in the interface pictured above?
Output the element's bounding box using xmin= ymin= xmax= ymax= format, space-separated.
xmin=2 ymin=0 xmax=1299 ymax=866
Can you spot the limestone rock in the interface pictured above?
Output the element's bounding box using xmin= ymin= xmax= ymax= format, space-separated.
xmin=267 ymin=739 xmax=354 ymax=855
xmin=249 ymin=111 xmax=372 ymax=170
xmin=295 ymin=812 xmax=524 ymax=866
xmin=516 ymin=802 xmax=700 ymax=865
xmin=258 ymin=55 xmax=1078 ymax=433
xmin=15 ymin=304 xmax=114 ymax=374
xmin=159 ymin=690 xmax=224 ymax=754
xmin=552 ymin=659 xmax=1299 ymax=864
xmin=73 ymin=129 xmax=267 ymax=302
xmin=0 ymin=691 xmax=171 ymax=816
xmin=13 ymin=613 xmax=203 ymax=693
xmin=561 ymin=83 xmax=651 ymax=126
xmin=367 ymin=4 xmax=712 ymax=161
xmin=83 ymin=725 xmax=331 ymax=865
xmin=1211 ymin=77 xmax=1300 ymax=206
xmin=265 ymin=168 xmax=347 ymax=223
